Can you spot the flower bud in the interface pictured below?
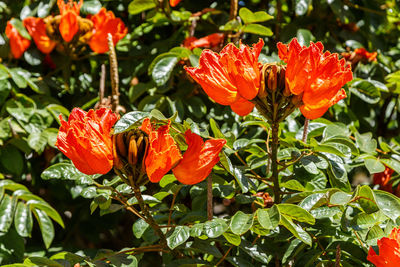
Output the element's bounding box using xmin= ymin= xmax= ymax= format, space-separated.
xmin=112 ymin=130 xmax=149 ymax=180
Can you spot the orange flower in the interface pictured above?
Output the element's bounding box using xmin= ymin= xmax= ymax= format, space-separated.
xmin=277 ymin=38 xmax=353 ymax=120
xmin=354 ymin=47 xmax=377 ymax=62
xmin=172 ymin=130 xmax=226 ymax=185
xmin=170 ymin=0 xmax=182 ymax=7
xmin=185 ymin=39 xmax=264 ymax=116
xmin=5 ymin=20 xmax=31 ymax=59
xmin=56 ymin=108 xmax=118 ymax=175
xmin=57 ymin=0 xmax=82 ymax=42
xmin=373 ymin=166 xmax=395 ymax=193
xmin=368 ymin=227 xmax=400 ymax=267
xmin=88 ymin=8 xmax=128 ymax=53
xmin=140 ymin=118 xmax=182 ymax=183
xmin=183 ymin=33 xmax=225 ymax=50
xmin=23 ymin=17 xmax=56 ymax=54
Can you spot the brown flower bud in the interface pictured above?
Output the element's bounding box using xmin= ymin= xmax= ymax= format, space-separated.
xmin=112 ymin=130 xmax=149 ymax=182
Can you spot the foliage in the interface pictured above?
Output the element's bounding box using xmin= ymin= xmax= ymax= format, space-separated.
xmin=1 ymin=0 xmax=400 ymax=266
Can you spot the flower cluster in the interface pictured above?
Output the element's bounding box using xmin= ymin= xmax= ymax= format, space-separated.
xmin=56 ymin=108 xmax=226 ymax=185
xmin=185 ymin=38 xmax=353 ymax=120
xmin=277 ymin=38 xmax=353 ymax=120
xmin=5 ymin=0 xmax=127 ymax=59
xmin=368 ymin=227 xmax=400 ymax=266
xmin=185 ymin=39 xmax=264 ymax=116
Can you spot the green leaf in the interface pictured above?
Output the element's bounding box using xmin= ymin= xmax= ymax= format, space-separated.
xmin=151 ymin=55 xmax=179 ymax=86
xmin=364 ymin=158 xmax=385 ymax=174
xmin=24 ymin=48 xmax=43 ymax=66
xmin=23 ymin=257 xmax=63 ymax=267
xmin=223 ymin=231 xmax=241 ymax=246
xmin=230 ymin=211 xmax=254 ymax=235
xmin=375 ymin=190 xmax=400 ymax=221
xmin=8 ymin=68 xmax=28 ymax=88
xmin=280 ymin=215 xmax=312 ymax=246
xmin=113 ymin=111 xmax=149 ymax=134
xmin=5 ymin=94 xmax=36 ymax=122
xmin=277 ymin=204 xmax=315 ymax=225
xmin=10 ymin=18 xmax=31 ymax=40
xmin=32 ymin=208 xmax=54 ymax=249
xmin=295 ymin=0 xmax=311 ymax=16
xmin=0 ymin=195 xmax=17 ymax=232
xmin=80 ymin=0 xmax=102 ymax=15
xmin=50 ymin=252 xmax=85 ymax=266
xmin=203 ymin=218 xmax=228 ymax=238
xmin=242 ymin=24 xmax=273 ymax=36
xmin=281 ymin=180 xmax=305 ymax=192
xmin=239 ymin=8 xmax=273 ymax=24
xmin=209 ymin=118 xmax=225 ymax=139
xmin=132 ymin=219 xmax=149 ymax=239
xmin=356 ymin=185 xmax=379 ymax=214
xmin=29 ymin=201 xmax=64 ymax=228
xmin=355 ymin=132 xmax=377 ymax=154
xmin=128 ymin=0 xmax=157 ymax=15
xmin=167 ymin=226 xmax=190 ymax=249
xmin=219 ymin=20 xmax=242 ymax=32
xmin=330 ymin=191 xmax=352 ymax=205
xmin=41 ymin=163 xmax=98 ymax=184
xmin=27 ymin=132 xmax=48 ymax=153
xmin=296 ymin=29 xmax=314 ymax=46
xmin=14 ymin=202 xmax=33 ymax=237
xmin=350 ymin=79 xmax=381 ymax=104
xmin=257 ymin=206 xmax=280 ymax=229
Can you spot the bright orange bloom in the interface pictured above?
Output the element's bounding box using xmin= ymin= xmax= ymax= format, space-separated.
xmin=23 ymin=17 xmax=56 ymax=54
xmin=373 ymin=166 xmax=395 ymax=193
xmin=57 ymin=0 xmax=82 ymax=42
xmin=170 ymin=0 xmax=182 ymax=7
xmin=277 ymin=38 xmax=353 ymax=120
xmin=88 ymin=8 xmax=128 ymax=54
xmin=354 ymin=47 xmax=377 ymax=62
xmin=183 ymin=33 xmax=225 ymax=50
xmin=173 ymin=130 xmax=226 ymax=185
xmin=5 ymin=21 xmax=31 ymax=59
xmin=368 ymin=227 xmax=400 ymax=267
xmin=56 ymin=108 xmax=118 ymax=175
xmin=185 ymin=39 xmax=264 ymax=116
xmin=140 ymin=118 xmax=182 ymax=183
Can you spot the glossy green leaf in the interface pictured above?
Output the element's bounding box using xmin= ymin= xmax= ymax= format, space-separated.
xmin=166 ymin=226 xmax=190 ymax=249
xmin=151 ymin=55 xmax=179 ymax=86
xmin=239 ymin=8 xmax=273 ymax=24
xmin=128 ymin=0 xmax=156 ymax=15
xmin=280 ymin=215 xmax=312 ymax=246
xmin=295 ymin=0 xmax=311 ymax=16
xmin=242 ymin=24 xmax=273 ymax=36
xmin=0 ymin=195 xmax=17 ymax=232
xmin=32 ymin=208 xmax=54 ymax=249
xmin=230 ymin=211 xmax=254 ymax=235
xmin=203 ymin=218 xmax=228 ymax=238
xmin=113 ymin=111 xmax=149 ymax=134
xmin=257 ymin=206 xmax=280 ymax=230
xmin=14 ymin=202 xmax=33 ymax=237
xmin=277 ymin=204 xmax=315 ymax=225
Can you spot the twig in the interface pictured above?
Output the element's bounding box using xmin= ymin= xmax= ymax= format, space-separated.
xmin=302 ymin=118 xmax=309 ymax=143
xmin=107 ymin=33 xmax=120 ymax=112
xmin=216 ymin=245 xmax=234 ymax=266
xmin=335 ymin=244 xmax=341 ymax=267
xmin=168 ymin=186 xmax=181 ymax=228
xmin=207 ymin=175 xmax=213 ymax=220
xmin=229 ymin=0 xmax=238 ymax=20
xmin=99 ymin=64 xmax=106 ymax=103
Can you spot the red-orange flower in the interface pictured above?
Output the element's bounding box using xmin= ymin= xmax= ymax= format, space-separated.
xmin=140 ymin=118 xmax=182 ymax=183
xmin=5 ymin=21 xmax=31 ymax=59
xmin=183 ymin=33 xmax=225 ymax=50
xmin=368 ymin=227 xmax=400 ymax=267
xmin=373 ymin=166 xmax=395 ymax=193
xmin=88 ymin=8 xmax=128 ymax=54
xmin=57 ymin=0 xmax=83 ymax=42
xmin=23 ymin=17 xmax=56 ymax=54
xmin=354 ymin=47 xmax=377 ymax=62
xmin=277 ymin=38 xmax=353 ymax=120
xmin=170 ymin=0 xmax=182 ymax=7
xmin=185 ymin=39 xmax=264 ymax=116
xmin=172 ymin=130 xmax=226 ymax=185
xmin=56 ymin=108 xmax=118 ymax=175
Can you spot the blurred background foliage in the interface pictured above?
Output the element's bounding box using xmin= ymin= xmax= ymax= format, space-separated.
xmin=1 ymin=0 xmax=400 ymax=266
